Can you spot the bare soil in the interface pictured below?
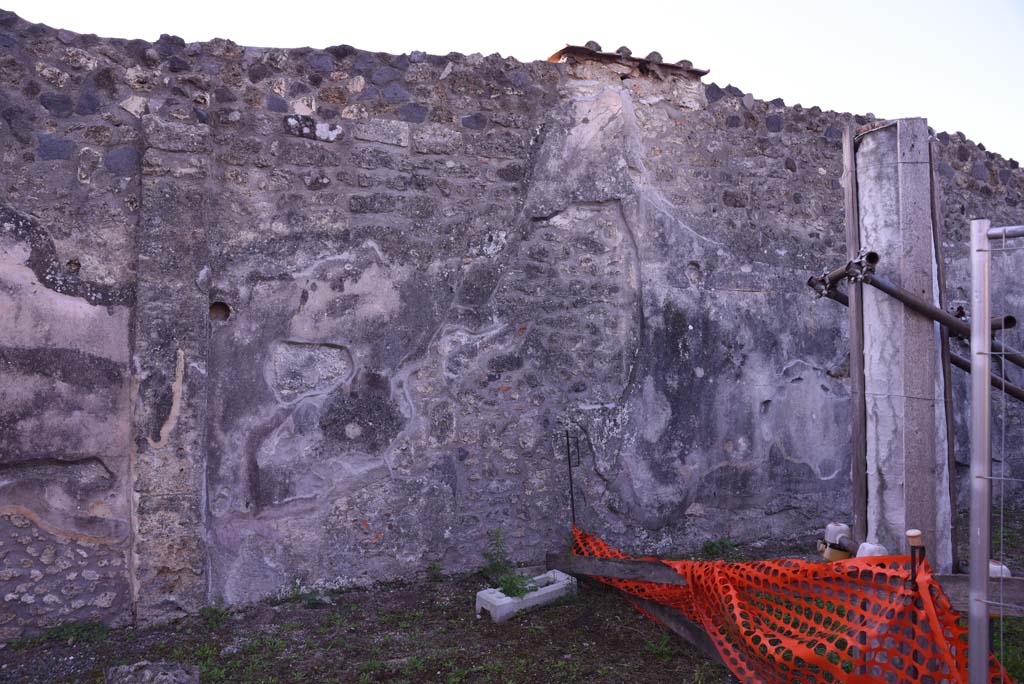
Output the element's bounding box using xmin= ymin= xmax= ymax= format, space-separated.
xmin=0 ymin=573 xmax=733 ymax=684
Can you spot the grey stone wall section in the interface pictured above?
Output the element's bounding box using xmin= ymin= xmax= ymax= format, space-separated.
xmin=131 ymin=114 xmax=211 ymax=621
xmin=0 ymin=10 xmax=136 ymax=638
xmin=855 ymin=120 xmax=952 ymax=570
xmin=0 ymin=8 xmax=1021 ymax=634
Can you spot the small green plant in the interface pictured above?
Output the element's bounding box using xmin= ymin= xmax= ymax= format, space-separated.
xmin=427 ymin=561 xmax=443 ymax=582
xmin=482 ymin=528 xmax=536 ymax=598
xmin=200 ymin=605 xmax=231 ymax=631
xmin=699 ymin=537 xmax=747 ymax=561
xmin=643 ymin=633 xmax=683 ymax=662
xmin=11 ymin=620 xmax=108 ymax=648
xmin=286 ymin=578 xmax=328 ymax=608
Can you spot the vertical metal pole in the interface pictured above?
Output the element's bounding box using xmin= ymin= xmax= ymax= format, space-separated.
xmin=843 ymin=126 xmax=869 ymax=541
xmin=969 ymin=217 xmax=991 ymax=684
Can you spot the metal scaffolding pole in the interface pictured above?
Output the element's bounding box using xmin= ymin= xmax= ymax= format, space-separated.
xmin=968 ymin=217 xmax=991 ymax=684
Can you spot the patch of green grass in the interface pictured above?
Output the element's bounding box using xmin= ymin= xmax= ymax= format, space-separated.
xmin=315 ymin=611 xmax=350 ymax=636
xmin=642 ymin=634 xmax=684 ymax=662
xmin=200 ymin=605 xmax=231 ymax=631
xmin=998 ymin=617 xmax=1024 ymax=681
xmin=358 ymin=659 xmax=385 ymax=683
xmin=694 ymin=659 xmax=731 ymax=684
xmin=11 ymin=620 xmax=108 ymax=649
xmin=698 ymin=538 xmax=748 ymax=562
xmin=285 ymin=579 xmax=329 ymax=609
xmin=482 ymin=528 xmax=537 ymax=598
xmin=401 ymin=656 xmax=428 ymax=676
xmin=243 ymin=634 xmax=286 ymax=655
xmin=428 ymin=561 xmax=443 ymax=582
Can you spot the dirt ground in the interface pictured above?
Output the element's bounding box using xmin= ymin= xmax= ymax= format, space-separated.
xmin=2 ymin=520 xmax=1020 ymax=684
xmin=0 ymin=572 xmax=733 ymax=684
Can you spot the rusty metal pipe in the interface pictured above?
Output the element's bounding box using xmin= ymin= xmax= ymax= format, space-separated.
xmin=812 ymin=279 xmax=1024 ymax=402
xmin=824 ymin=264 xmax=849 ymax=287
xmin=992 ymin=315 xmax=1017 ymax=332
xmin=861 ymin=272 xmax=1024 ymax=371
xmin=949 ymin=353 xmax=1024 ymax=403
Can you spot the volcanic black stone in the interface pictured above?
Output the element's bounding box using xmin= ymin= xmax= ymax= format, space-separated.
xmin=766 ymin=115 xmax=782 ymax=133
xmin=155 ymin=33 xmax=185 ymax=57
xmin=370 ymin=66 xmax=402 ymax=85
xmin=167 ymin=55 xmax=190 ymax=73
xmin=36 ymin=133 xmax=75 ymax=160
xmin=1 ymin=104 xmax=33 ymax=144
xmin=248 ymin=62 xmax=273 ymax=83
xmin=75 ymin=90 xmax=100 ymax=116
xmin=103 ymin=145 xmax=140 ymax=176
xmin=214 ymin=86 xmax=237 ymax=103
xmin=307 ymin=52 xmax=334 ymax=73
xmin=722 ymin=190 xmax=746 ymax=208
xmin=461 ymin=113 xmax=488 ymax=130
xmin=383 ymin=83 xmax=410 ymax=104
xmin=705 ymin=83 xmax=725 ymax=104
xmin=40 ymin=92 xmax=73 ymax=117
xmin=397 ymin=102 xmax=428 ymax=123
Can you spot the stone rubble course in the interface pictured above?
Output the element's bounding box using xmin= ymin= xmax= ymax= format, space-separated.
xmin=105 ymin=661 xmax=200 ymax=684
xmin=0 ymin=8 xmax=1021 ymax=637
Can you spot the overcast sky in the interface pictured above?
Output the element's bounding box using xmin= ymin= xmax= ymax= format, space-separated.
xmin=6 ymin=0 xmax=1023 ymax=161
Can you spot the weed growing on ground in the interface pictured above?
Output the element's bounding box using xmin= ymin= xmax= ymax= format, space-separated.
xmin=11 ymin=620 xmax=108 ymax=649
xmin=286 ymin=579 xmax=329 ymax=608
xmin=482 ymin=527 xmax=536 ymax=598
xmin=428 ymin=561 xmax=443 ymax=582
xmin=199 ymin=605 xmax=231 ymax=631
xmin=643 ymin=633 xmax=684 ymax=662
xmin=698 ymin=538 xmax=748 ymax=562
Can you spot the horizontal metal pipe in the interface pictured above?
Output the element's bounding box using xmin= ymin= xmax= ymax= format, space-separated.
xmin=949 ymin=353 xmax=1024 ymax=403
xmin=992 ymin=315 xmax=1017 ymax=332
xmin=862 ymin=273 xmax=1024 ymax=370
xmin=812 ymin=280 xmax=1024 ymax=402
xmin=987 ymin=224 xmax=1024 ymax=240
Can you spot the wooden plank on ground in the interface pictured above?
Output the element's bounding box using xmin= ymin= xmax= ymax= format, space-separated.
xmin=545 ymin=553 xmax=687 ymax=585
xmin=936 ymin=574 xmax=1024 ymax=617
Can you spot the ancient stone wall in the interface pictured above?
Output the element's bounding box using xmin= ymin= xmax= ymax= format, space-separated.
xmin=1 ymin=8 xmax=1022 ymax=637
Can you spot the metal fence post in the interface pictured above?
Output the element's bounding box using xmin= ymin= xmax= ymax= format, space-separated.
xmin=968 ymin=217 xmax=991 ymax=684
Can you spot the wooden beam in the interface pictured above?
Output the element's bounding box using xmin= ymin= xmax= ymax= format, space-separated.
xmin=631 ymin=596 xmax=725 ymax=666
xmin=547 ymin=554 xmax=721 ymax=665
xmin=545 ymin=553 xmax=687 ymax=585
xmin=936 ymin=574 xmax=1024 ymax=617
xmin=843 ymin=125 xmax=869 ymax=542
xmin=551 ymin=554 xmax=1023 ymax=617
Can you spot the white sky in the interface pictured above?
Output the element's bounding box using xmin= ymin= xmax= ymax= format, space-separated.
xmin=6 ymin=0 xmax=1024 ymax=161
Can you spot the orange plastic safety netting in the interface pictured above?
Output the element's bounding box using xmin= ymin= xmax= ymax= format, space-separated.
xmin=572 ymin=527 xmax=1012 ymax=684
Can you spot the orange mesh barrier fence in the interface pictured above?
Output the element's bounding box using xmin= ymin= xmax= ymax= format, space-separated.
xmin=572 ymin=527 xmax=1012 ymax=684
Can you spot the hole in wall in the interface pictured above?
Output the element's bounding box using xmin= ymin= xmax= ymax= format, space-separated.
xmin=65 ymin=258 xmax=80 ymax=275
xmin=209 ymin=301 xmax=232 ymax=321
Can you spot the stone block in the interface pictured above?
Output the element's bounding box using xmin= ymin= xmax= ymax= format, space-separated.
xmin=142 ymin=116 xmax=210 ymax=153
xmin=411 ymin=124 xmax=462 ymax=155
xmin=353 ymin=118 xmax=410 ymax=147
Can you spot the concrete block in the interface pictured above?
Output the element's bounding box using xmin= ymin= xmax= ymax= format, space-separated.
xmin=475 ymin=570 xmax=577 ymax=623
